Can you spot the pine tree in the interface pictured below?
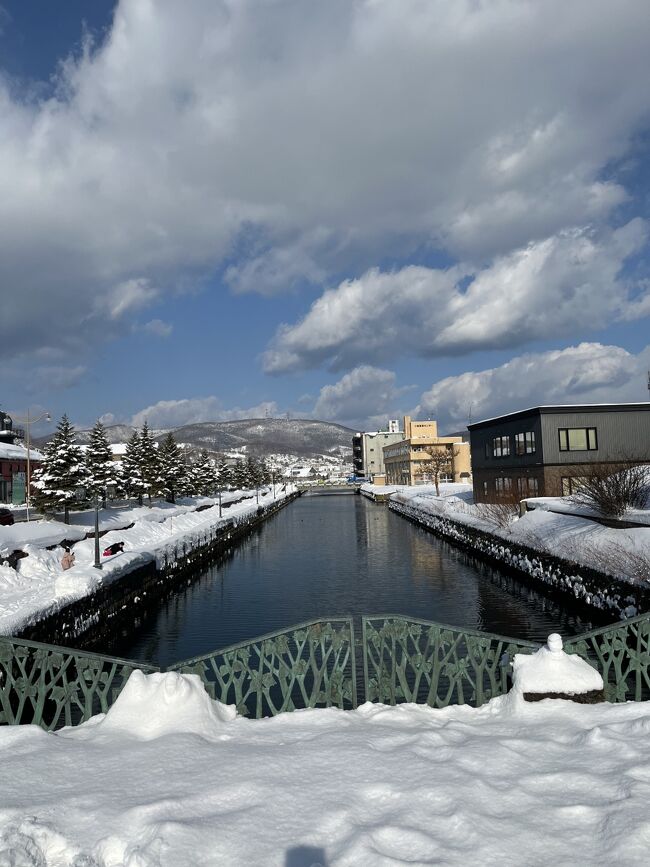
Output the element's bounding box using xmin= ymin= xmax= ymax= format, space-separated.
xmin=31 ymin=414 xmax=88 ymax=523
xmin=231 ymin=459 xmax=247 ymax=491
xmin=216 ymin=456 xmax=232 ymax=490
xmin=121 ymin=430 xmax=146 ymax=506
xmin=140 ymin=421 xmax=164 ymax=504
xmin=85 ymin=421 xmax=118 ymax=506
xmin=191 ymin=449 xmax=218 ymax=496
xmin=159 ymin=432 xmax=186 ymax=503
xmin=244 ymin=455 xmax=261 ymax=489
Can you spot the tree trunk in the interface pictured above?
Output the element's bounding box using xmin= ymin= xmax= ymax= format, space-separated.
xmin=64 ymin=504 xmax=69 ymax=524
xmin=435 ymin=474 xmax=440 ymax=497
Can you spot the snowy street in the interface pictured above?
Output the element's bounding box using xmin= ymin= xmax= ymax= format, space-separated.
xmin=1 ymin=669 xmax=649 ymax=866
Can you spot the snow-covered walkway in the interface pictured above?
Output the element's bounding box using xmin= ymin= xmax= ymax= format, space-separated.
xmin=1 ymin=669 xmax=649 ymax=865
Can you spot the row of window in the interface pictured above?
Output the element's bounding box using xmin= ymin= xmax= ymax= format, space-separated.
xmin=482 ymin=477 xmax=539 ymax=496
xmin=487 ymin=431 xmax=536 ymax=458
xmin=486 ymin=427 xmax=599 ymax=459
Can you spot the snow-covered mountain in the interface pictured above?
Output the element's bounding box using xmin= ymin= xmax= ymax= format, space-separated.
xmin=168 ymin=418 xmax=354 ymax=458
xmin=35 ymin=418 xmax=354 ymax=459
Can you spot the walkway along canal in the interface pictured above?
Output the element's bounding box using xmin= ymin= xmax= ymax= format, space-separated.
xmin=95 ymin=493 xmax=601 ymax=668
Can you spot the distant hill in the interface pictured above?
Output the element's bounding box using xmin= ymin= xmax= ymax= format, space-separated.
xmin=34 ymin=418 xmax=354 ymax=458
xmin=168 ymin=418 xmax=354 ymax=457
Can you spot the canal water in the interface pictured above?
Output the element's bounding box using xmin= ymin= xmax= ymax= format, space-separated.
xmin=100 ymin=493 xmax=595 ymax=667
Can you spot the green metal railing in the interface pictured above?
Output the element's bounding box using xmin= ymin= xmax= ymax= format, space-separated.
xmin=1 ymin=612 xmax=649 ymax=731
xmin=362 ymin=615 xmax=538 ymax=707
xmin=169 ymin=617 xmax=357 ymax=718
xmin=0 ymin=635 xmax=159 ymax=729
xmin=564 ymin=612 xmax=650 ymax=702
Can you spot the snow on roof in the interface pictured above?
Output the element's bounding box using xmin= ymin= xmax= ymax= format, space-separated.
xmin=0 ymin=442 xmax=44 ymax=461
xmin=469 ymin=402 xmax=650 ymax=428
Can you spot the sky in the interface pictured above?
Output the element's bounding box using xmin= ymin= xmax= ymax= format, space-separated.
xmin=0 ymin=0 xmax=649 ymax=438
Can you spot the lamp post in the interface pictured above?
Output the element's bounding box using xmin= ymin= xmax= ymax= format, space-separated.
xmin=94 ymin=494 xmax=102 ymax=570
xmin=218 ymin=487 xmax=222 ymax=518
xmin=271 ymin=470 xmax=275 ymax=500
xmin=10 ymin=408 xmax=51 ymax=521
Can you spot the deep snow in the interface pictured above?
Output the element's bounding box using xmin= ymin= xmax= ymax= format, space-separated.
xmin=1 ymin=666 xmax=650 ymax=866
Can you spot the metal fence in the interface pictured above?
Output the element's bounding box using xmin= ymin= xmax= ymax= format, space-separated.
xmin=1 ymin=612 xmax=649 ymax=731
xmin=0 ymin=635 xmax=159 ymax=729
xmin=169 ymin=618 xmax=357 ymax=718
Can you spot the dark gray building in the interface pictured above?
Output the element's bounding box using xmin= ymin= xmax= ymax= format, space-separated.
xmin=467 ymin=403 xmax=650 ymax=502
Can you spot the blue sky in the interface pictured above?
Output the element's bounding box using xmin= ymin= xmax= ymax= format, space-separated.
xmin=1 ymin=0 xmax=649 ymax=437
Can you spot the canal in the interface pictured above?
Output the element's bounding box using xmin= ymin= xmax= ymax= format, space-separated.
xmin=98 ymin=494 xmax=594 ymax=667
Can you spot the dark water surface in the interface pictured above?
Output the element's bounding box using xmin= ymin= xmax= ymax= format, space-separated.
xmin=102 ymin=494 xmax=594 ymax=667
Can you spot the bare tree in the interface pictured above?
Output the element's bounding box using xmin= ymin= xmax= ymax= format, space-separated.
xmin=421 ymin=445 xmax=460 ymax=496
xmin=477 ymin=487 xmax=522 ymax=528
xmin=569 ymin=461 xmax=650 ymax=519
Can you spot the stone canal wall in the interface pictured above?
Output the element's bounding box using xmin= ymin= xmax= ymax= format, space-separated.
xmin=17 ymin=492 xmax=300 ymax=649
xmin=389 ymin=498 xmax=650 ymax=621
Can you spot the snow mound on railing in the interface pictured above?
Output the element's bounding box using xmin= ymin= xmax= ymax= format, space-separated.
xmin=91 ymin=670 xmax=237 ymax=741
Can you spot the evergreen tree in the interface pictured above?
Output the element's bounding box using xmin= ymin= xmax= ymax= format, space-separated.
xmin=159 ymin=432 xmax=186 ymax=503
xmin=31 ymin=414 xmax=88 ymax=523
xmin=85 ymin=421 xmax=118 ymax=506
xmin=231 ymin=459 xmax=247 ymax=491
xmin=140 ymin=421 xmax=164 ymax=504
xmin=258 ymin=457 xmax=271 ymax=486
xmin=121 ymin=430 xmax=146 ymax=506
xmin=244 ymin=455 xmax=261 ymax=489
xmin=216 ymin=456 xmax=232 ymax=490
xmin=191 ymin=449 xmax=218 ymax=496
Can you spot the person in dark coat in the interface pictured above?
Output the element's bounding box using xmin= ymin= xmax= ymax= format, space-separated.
xmin=102 ymin=541 xmax=125 ymax=557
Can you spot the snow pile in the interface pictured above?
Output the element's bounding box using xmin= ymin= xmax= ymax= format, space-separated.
xmin=513 ymin=633 xmax=604 ymax=695
xmin=93 ymin=670 xmax=237 ymax=741
xmin=2 ymin=671 xmax=650 ymax=865
xmin=0 ymin=521 xmax=86 ymax=558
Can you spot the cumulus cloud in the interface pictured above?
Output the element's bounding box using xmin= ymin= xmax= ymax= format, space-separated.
xmin=264 ymin=222 xmax=647 ymax=372
xmin=130 ymin=396 xmax=279 ymax=430
xmin=416 ymin=342 xmax=650 ymax=432
xmin=141 ymin=318 xmax=173 ymax=337
xmin=1 ymin=0 xmax=650 ymax=365
xmin=313 ymin=365 xmax=409 ymax=428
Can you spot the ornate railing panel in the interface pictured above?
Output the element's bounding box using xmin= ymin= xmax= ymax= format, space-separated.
xmin=0 ymin=636 xmax=159 ymax=730
xmin=362 ymin=615 xmax=539 ymax=708
xmin=168 ymin=618 xmax=357 ymax=718
xmin=564 ymin=612 xmax=650 ymax=702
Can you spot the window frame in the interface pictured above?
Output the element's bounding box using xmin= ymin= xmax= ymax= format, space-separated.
xmin=492 ymin=435 xmax=511 ymax=458
xmin=558 ymin=427 xmax=598 ymax=452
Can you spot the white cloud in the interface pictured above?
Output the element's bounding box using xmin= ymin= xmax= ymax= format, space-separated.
xmin=30 ymin=365 xmax=87 ymax=392
xmin=141 ymin=318 xmax=173 ymax=337
xmin=1 ymin=0 xmax=650 ymax=361
xmin=416 ymin=342 xmax=650 ymax=432
xmin=130 ymin=396 xmax=279 ymax=430
xmin=264 ymin=222 xmax=647 ymax=372
xmin=313 ymin=365 xmax=408 ymax=428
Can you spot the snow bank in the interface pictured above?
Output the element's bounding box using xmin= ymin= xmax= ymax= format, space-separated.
xmin=1 ymin=670 xmax=650 ymax=865
xmin=390 ymin=486 xmax=650 ymax=585
xmin=0 ymin=487 xmax=296 ymax=635
xmin=0 ymin=521 xmax=86 ymax=557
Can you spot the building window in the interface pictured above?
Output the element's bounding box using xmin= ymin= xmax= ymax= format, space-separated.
xmin=492 ymin=436 xmax=510 ymax=458
xmin=483 ymin=481 xmax=489 ymax=496
xmin=561 ymin=476 xmax=587 ymax=496
xmin=495 ymin=477 xmax=512 ymax=496
xmin=558 ymin=428 xmax=597 ymax=452
xmin=515 ymin=432 xmax=536 ymax=455
xmin=517 ymin=477 xmax=539 ymax=496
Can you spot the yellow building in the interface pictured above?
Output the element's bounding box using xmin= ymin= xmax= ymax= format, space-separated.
xmin=383 ymin=416 xmax=471 ymax=485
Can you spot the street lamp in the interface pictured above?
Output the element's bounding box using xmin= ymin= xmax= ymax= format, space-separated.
xmin=10 ymin=408 xmax=51 ymax=521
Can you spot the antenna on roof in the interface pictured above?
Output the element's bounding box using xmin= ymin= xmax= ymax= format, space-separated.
xmin=468 ymin=403 xmax=473 ymax=425
xmin=647 ymin=370 xmax=650 ymax=401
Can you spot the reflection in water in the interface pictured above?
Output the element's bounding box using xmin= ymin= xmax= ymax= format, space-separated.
xmin=99 ymin=495 xmax=595 ymax=667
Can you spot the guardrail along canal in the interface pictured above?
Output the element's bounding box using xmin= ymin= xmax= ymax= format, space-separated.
xmin=98 ymin=494 xmax=594 ymax=667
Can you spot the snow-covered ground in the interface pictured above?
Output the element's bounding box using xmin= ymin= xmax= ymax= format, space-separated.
xmin=371 ymin=484 xmax=650 ymax=585
xmin=0 ymin=487 xmax=294 ymax=636
xmin=360 ymin=482 xmax=473 ymax=499
xmin=1 ymin=664 xmax=649 ymax=865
